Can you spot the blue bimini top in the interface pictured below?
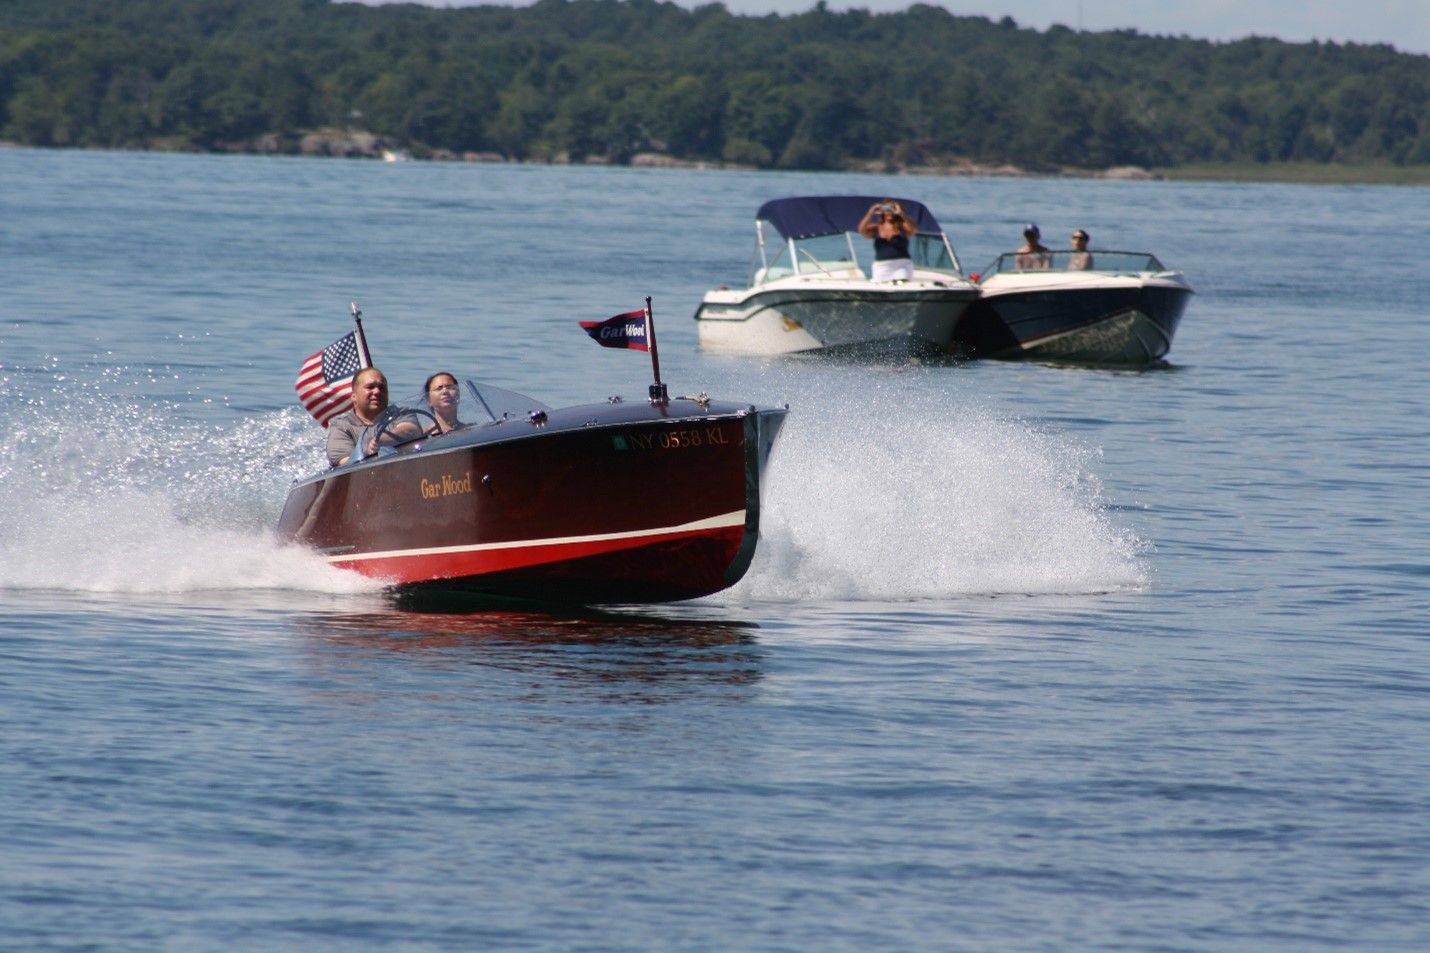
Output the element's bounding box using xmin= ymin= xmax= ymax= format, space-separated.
xmin=755 ymin=195 xmax=942 ymax=240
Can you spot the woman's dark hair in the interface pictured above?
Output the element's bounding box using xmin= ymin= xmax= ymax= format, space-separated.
xmin=424 ymin=371 xmax=458 ymax=396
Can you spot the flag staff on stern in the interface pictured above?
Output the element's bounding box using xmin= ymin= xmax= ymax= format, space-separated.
xmin=350 ymin=300 xmax=373 ymax=367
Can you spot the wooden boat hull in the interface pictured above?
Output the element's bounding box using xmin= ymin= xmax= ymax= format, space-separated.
xmin=278 ymin=399 xmax=785 ymax=603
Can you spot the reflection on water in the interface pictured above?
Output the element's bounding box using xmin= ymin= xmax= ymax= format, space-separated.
xmin=303 ymin=603 xmax=760 ymax=648
xmin=294 ymin=604 xmax=767 ymax=703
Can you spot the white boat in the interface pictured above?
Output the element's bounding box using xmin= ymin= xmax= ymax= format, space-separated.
xmin=956 ymin=251 xmax=1194 ymax=364
xmin=694 ymin=195 xmax=979 ymax=355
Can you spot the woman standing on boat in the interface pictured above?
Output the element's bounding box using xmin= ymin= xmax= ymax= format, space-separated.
xmin=424 ymin=371 xmax=466 ymax=434
xmin=858 ymin=199 xmax=919 ymax=282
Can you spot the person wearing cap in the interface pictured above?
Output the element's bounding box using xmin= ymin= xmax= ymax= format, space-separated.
xmin=1069 ymin=229 xmax=1094 ymax=270
xmin=1015 ymin=224 xmax=1051 ymax=270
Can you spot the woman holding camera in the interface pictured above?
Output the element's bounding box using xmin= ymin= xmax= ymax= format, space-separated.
xmin=858 ymin=199 xmax=919 ymax=282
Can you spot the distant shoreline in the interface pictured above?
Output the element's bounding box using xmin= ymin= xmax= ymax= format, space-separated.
xmin=1153 ymin=161 xmax=1430 ymax=186
xmin=4 ymin=138 xmax=1427 ymax=187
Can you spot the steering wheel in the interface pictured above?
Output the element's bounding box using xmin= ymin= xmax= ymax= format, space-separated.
xmin=363 ymin=409 xmax=439 ymax=457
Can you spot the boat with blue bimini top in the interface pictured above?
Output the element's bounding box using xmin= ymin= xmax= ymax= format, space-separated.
xmin=694 ymin=195 xmax=980 ymax=355
xmin=281 ymin=301 xmax=786 ymax=605
xmin=954 ymin=249 xmax=1194 ymax=364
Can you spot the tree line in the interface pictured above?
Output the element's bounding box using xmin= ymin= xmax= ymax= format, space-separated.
xmin=2 ymin=0 xmax=1427 ymax=170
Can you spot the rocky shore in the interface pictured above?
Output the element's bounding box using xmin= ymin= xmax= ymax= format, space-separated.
xmin=275 ymin=130 xmax=1160 ymax=179
xmin=5 ymin=127 xmax=1161 ymax=180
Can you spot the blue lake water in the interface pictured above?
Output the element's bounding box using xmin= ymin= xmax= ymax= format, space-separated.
xmin=2 ymin=148 xmax=1428 ymax=951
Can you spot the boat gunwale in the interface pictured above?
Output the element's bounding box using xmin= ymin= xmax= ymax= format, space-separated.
xmin=291 ymin=400 xmax=783 ymax=490
xmin=975 ymin=271 xmax=1195 ymax=294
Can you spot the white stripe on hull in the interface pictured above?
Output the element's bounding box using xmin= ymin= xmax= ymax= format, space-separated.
xmin=328 ymin=509 xmax=748 ymax=564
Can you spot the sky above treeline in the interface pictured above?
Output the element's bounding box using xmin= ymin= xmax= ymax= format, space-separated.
xmin=351 ymin=0 xmax=1430 ymax=56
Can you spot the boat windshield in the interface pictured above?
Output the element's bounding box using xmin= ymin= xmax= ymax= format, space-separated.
xmin=456 ymin=380 xmax=552 ymax=422
xmin=750 ymin=221 xmax=964 ymax=284
xmin=351 ymin=380 xmax=553 ymax=462
xmin=399 ymin=379 xmax=553 ymax=424
xmin=979 ymin=250 xmax=1168 ymax=277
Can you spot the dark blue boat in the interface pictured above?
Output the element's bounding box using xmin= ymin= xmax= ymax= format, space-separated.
xmin=955 ymin=250 xmax=1194 ymax=364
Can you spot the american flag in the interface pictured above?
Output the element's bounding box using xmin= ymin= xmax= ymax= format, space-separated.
xmin=295 ymin=331 xmax=367 ymax=427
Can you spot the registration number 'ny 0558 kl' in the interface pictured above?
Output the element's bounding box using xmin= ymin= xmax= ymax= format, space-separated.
xmin=621 ymin=426 xmax=732 ymax=451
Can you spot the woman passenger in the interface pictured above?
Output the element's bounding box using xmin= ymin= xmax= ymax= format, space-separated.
xmin=1068 ymin=229 xmax=1094 ymax=270
xmin=423 ymin=372 xmax=466 ymax=434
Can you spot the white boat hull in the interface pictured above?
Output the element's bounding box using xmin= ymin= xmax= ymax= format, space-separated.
xmin=695 ymin=278 xmax=979 ymax=355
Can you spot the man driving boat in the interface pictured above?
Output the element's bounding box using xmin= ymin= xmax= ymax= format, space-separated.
xmin=327 ymin=367 xmax=391 ymax=466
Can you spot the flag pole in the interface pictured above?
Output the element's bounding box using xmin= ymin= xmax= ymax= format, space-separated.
xmin=645 ymin=296 xmax=667 ymax=404
xmin=351 ymin=301 xmax=373 ymax=368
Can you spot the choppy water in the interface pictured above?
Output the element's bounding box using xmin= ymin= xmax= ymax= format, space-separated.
xmin=2 ymin=149 xmax=1427 ymax=951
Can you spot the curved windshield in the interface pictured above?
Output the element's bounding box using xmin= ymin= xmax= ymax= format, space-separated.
xmin=398 ymin=380 xmax=552 ymax=426
xmin=980 ymin=250 xmax=1167 ymax=276
xmin=750 ymin=220 xmax=963 ymax=284
xmin=909 ymin=233 xmax=958 ymax=271
xmin=351 ymin=379 xmax=554 ymax=463
xmin=461 ymin=380 xmax=552 ymax=423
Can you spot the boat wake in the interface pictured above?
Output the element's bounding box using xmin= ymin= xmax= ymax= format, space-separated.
xmin=0 ymin=387 xmax=380 ymax=595
xmin=2 ymin=378 xmax=1145 ymax=602
xmin=723 ymin=382 xmax=1149 ymax=603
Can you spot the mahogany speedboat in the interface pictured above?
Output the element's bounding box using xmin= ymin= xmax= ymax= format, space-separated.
xmin=954 ymin=250 xmax=1193 ymax=364
xmin=284 ymin=299 xmax=786 ymax=605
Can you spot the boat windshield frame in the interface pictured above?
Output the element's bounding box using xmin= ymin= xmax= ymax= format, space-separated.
xmin=457 ymin=379 xmax=552 ymax=423
xmin=399 ymin=379 xmax=552 ymax=428
xmin=979 ymin=250 xmax=1169 ymax=277
xmin=750 ymin=219 xmax=963 ymax=285
xmin=350 ymin=379 xmax=554 ymax=463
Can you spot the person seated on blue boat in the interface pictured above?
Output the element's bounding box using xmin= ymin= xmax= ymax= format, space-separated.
xmin=423 ymin=371 xmax=466 ymax=435
xmin=1068 ymin=229 xmax=1094 ymax=270
xmin=327 ymin=366 xmax=391 ymax=467
xmin=858 ymin=199 xmax=919 ymax=282
xmin=1015 ymin=224 xmax=1052 ymax=270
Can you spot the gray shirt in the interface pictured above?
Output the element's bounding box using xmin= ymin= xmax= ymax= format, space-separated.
xmin=326 ymin=410 xmax=367 ymax=467
xmin=326 ymin=406 xmax=424 ymax=466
